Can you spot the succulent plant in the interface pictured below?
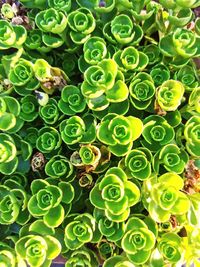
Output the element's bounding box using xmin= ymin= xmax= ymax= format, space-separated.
xmin=145 ymin=172 xmax=190 ymax=222
xmin=64 ymin=213 xmax=99 ymax=250
xmin=60 ymin=115 xmax=96 ymax=145
xmin=157 ymin=80 xmax=185 ymax=111
xmin=159 ymin=28 xmax=200 ymax=66
xmin=0 ymin=241 xmax=26 ymax=267
xmin=129 ymin=72 xmax=155 ymax=110
xmin=28 ymin=179 xmax=74 ymax=227
xmin=0 ymin=96 xmax=23 ymax=133
xmin=81 ymin=59 xmax=129 ymax=111
xmin=35 ymin=8 xmax=68 ymax=34
xmin=153 ymin=144 xmax=189 ymax=174
xmin=45 ymin=155 xmax=75 ymax=182
xmin=103 ymin=14 xmax=143 ymax=45
xmin=121 ymin=147 xmax=152 ymax=180
xmin=97 ymin=113 xmax=143 ymax=156
xmin=36 ymin=126 xmax=62 ymax=155
xmin=0 ymin=20 xmax=27 ymax=50
xmin=158 ymin=233 xmax=183 ymax=264
xmin=141 ymin=115 xmax=175 ymax=152
xmin=113 ymin=46 xmax=148 ymax=73
xmin=16 ymin=234 xmax=61 ymax=267
xmin=94 ymin=208 xmax=125 ymax=242
xmin=90 ymin=167 xmax=140 ymax=222
xmin=68 ymin=7 xmax=96 ymax=44
xmin=121 ymin=217 xmax=156 ymax=264
xmin=0 ymin=1 xmax=200 ymax=266
xmin=83 ymin=37 xmax=107 ymax=66
xmin=0 ymin=172 xmax=30 ymax=225
xmin=58 ymin=85 xmax=86 ymax=116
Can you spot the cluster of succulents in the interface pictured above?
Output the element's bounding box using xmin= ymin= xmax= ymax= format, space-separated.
xmin=0 ymin=0 xmax=200 ymax=267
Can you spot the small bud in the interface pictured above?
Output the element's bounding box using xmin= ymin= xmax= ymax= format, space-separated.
xmin=31 ymin=152 xmax=46 ymax=172
xmin=1 ymin=3 xmax=14 ymax=19
xmin=99 ymin=0 xmax=106 ymax=7
xmin=35 ymin=90 xmax=49 ymax=106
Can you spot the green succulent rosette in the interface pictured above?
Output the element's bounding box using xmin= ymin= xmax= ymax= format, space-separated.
xmin=19 ymin=95 xmax=39 ymax=122
xmin=150 ymin=64 xmax=170 ymax=87
xmin=157 ymin=80 xmax=185 ymax=112
xmin=141 ymin=115 xmax=175 ymax=152
xmin=64 ymin=213 xmax=98 ymax=250
xmin=0 ymin=20 xmax=27 ymax=50
xmin=0 ymin=241 xmax=26 ymax=267
xmin=97 ymin=240 xmax=116 ymax=260
xmin=175 ymin=65 xmax=199 ymax=91
xmin=121 ymin=147 xmax=152 ymax=181
xmin=81 ymin=59 xmax=129 ymax=111
xmin=158 ymin=233 xmax=183 ymax=264
xmin=121 ymin=217 xmax=156 ymax=265
xmin=143 ymin=44 xmax=162 ymax=65
xmin=39 ymin=98 xmax=60 ymax=125
xmin=113 ymin=46 xmax=148 ymax=74
xmin=68 ymin=8 xmax=96 ymax=44
xmin=70 ymin=144 xmax=101 ymax=171
xmin=159 ymin=28 xmax=200 ymax=66
xmin=103 ymin=255 xmax=135 ymax=267
xmin=16 ymin=234 xmax=61 ymax=267
xmin=36 ymin=126 xmax=62 ymax=155
xmin=45 ymin=155 xmax=75 ymax=182
xmin=79 ymin=145 xmax=101 ymax=166
xmin=153 ymin=144 xmax=189 ymax=174
xmin=90 ymin=167 xmax=140 ymax=222
xmin=65 ymin=247 xmax=99 ymax=267
xmin=146 ymin=172 xmax=190 ymax=222
xmin=24 ymin=29 xmax=51 ymax=53
xmin=103 ymin=14 xmax=143 ymax=45
xmin=0 ymin=183 xmax=29 ymax=225
xmin=83 ymin=37 xmax=107 ymax=65
xmin=58 ymin=85 xmax=86 ymax=116
xmin=184 ymin=116 xmax=200 ymax=157
xmin=129 ymin=72 xmax=155 ymax=110
xmin=94 ymin=208 xmax=125 ymax=242
xmin=79 ymin=145 xmax=100 ymax=165
xmin=60 ymin=115 xmax=96 ymax=145
xmin=0 ymin=133 xmax=18 ymax=175
xmin=97 ymin=113 xmax=143 ymax=156
xmin=8 ymin=59 xmax=39 ymax=96
xmin=0 ymin=96 xmax=23 ymax=133
xmin=35 ymin=8 xmax=67 ymax=34
xmin=28 ymin=179 xmax=74 ymax=227
xmin=0 ymin=185 xmax=19 ymax=225
xmin=48 ymin=0 xmax=71 ymax=13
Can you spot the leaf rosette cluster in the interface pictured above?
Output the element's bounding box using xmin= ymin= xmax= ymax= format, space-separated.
xmin=90 ymin=167 xmax=140 ymax=222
